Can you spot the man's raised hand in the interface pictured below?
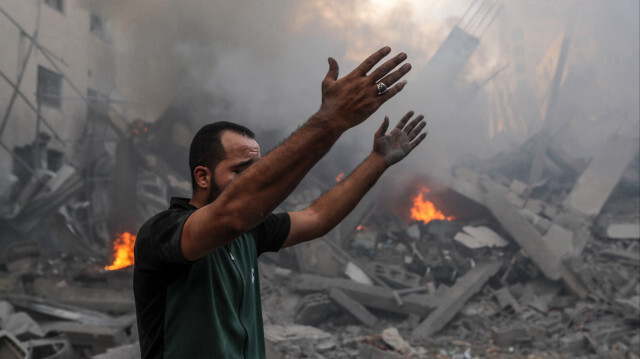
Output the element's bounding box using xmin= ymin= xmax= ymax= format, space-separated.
xmin=372 ymin=111 xmax=427 ymax=167
xmin=318 ymin=46 xmax=411 ymax=131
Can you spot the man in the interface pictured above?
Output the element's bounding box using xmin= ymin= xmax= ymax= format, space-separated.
xmin=134 ymin=46 xmax=428 ymax=358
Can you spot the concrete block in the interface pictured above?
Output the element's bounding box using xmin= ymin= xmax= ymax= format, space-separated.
xmin=294 ymin=293 xmax=335 ymax=326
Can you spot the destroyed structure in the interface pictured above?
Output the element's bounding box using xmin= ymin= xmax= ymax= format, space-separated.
xmin=0 ymin=1 xmax=639 ymax=358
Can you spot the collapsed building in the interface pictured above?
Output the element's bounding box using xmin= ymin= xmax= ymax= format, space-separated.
xmin=0 ymin=1 xmax=638 ymax=358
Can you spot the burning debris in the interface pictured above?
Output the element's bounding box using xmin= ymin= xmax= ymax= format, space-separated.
xmin=104 ymin=232 xmax=136 ymax=271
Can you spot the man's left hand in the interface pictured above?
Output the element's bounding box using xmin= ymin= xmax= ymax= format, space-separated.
xmin=372 ymin=111 xmax=427 ymax=167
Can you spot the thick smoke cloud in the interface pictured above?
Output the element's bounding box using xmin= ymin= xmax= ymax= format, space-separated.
xmin=80 ymin=0 xmax=639 ymax=175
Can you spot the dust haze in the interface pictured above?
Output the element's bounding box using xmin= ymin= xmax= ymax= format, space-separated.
xmin=80 ymin=0 xmax=639 ymax=175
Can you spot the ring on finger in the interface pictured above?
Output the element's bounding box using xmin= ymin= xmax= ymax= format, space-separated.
xmin=376 ymin=82 xmax=387 ymax=95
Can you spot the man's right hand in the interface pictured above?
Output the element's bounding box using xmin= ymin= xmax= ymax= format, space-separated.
xmin=318 ymin=46 xmax=411 ymax=130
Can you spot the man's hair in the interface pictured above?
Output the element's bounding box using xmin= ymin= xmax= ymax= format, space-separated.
xmin=189 ymin=121 xmax=255 ymax=192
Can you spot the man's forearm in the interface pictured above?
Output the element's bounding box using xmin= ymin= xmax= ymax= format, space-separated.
xmin=184 ymin=48 xmax=412 ymax=260
xmin=285 ymin=153 xmax=387 ymax=247
xmin=217 ymin=113 xmax=345 ymax=227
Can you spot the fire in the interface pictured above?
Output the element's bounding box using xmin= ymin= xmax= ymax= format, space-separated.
xmin=410 ymin=187 xmax=453 ymax=224
xmin=336 ymin=172 xmax=345 ymax=182
xmin=105 ymin=232 xmax=136 ymax=270
xmin=356 ymin=225 xmax=367 ymax=231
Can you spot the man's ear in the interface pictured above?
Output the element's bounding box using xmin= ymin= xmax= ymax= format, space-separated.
xmin=193 ymin=166 xmax=212 ymax=190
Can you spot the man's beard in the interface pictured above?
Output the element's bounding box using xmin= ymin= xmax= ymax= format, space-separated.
xmin=206 ymin=183 xmax=221 ymax=205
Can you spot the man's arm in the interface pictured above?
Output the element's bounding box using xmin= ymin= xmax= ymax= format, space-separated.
xmin=283 ymin=111 xmax=427 ymax=248
xmin=181 ymin=47 xmax=412 ymax=261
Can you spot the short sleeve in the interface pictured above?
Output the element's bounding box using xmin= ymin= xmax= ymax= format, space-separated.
xmin=136 ymin=209 xmax=195 ymax=268
xmin=250 ymin=212 xmax=291 ymax=255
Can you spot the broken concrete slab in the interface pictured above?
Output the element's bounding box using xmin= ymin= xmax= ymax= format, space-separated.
xmin=542 ymin=224 xmax=574 ymax=259
xmin=329 ymin=288 xmax=377 ymax=326
xmin=494 ymin=287 xmax=521 ymax=312
xmin=264 ymin=324 xmax=334 ymax=348
xmin=294 ymin=274 xmax=438 ymax=316
xmin=2 ymin=294 xmax=136 ymax=327
xmin=607 ymin=223 xmax=640 ymax=240
xmin=2 ymin=312 xmax=44 ymax=340
xmin=344 ymin=262 xmax=373 ymax=285
xmin=39 ymin=321 xmax=128 ymax=355
xmin=412 ymin=261 xmax=502 ymax=340
xmin=564 ymin=133 xmax=639 ymax=217
xmin=32 ymin=278 xmax=135 ymax=313
xmin=453 ymin=226 xmax=509 ymax=249
xmin=481 ymin=178 xmax=588 ymax=298
xmin=92 ymin=342 xmax=140 ymax=359
xmin=601 ymin=249 xmax=640 ymax=264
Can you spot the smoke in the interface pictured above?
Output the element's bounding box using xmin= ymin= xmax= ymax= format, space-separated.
xmin=78 ymin=0 xmax=639 ymax=176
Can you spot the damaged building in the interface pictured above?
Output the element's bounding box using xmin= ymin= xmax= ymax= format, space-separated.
xmin=0 ymin=0 xmax=639 ymax=358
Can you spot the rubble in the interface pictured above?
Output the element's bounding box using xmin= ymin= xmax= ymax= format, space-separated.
xmin=0 ymin=12 xmax=635 ymax=358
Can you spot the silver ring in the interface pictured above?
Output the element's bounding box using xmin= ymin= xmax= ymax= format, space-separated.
xmin=376 ymin=82 xmax=387 ymax=95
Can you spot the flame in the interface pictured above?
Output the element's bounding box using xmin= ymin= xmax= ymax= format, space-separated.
xmin=336 ymin=172 xmax=345 ymax=182
xmin=356 ymin=224 xmax=367 ymax=231
xmin=410 ymin=187 xmax=453 ymax=224
xmin=105 ymin=232 xmax=136 ymax=270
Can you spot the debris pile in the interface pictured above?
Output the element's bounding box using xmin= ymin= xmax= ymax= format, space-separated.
xmin=256 ymin=129 xmax=639 ymax=358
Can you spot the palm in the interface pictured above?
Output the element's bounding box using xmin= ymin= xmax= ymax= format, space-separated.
xmin=373 ymin=112 xmax=427 ymax=167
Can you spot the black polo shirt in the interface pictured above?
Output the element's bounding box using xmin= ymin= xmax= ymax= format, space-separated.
xmin=133 ymin=197 xmax=290 ymax=358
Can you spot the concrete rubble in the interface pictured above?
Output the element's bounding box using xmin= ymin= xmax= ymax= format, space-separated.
xmin=0 ymin=20 xmax=637 ymax=357
xmin=0 ymin=120 xmax=637 ymax=358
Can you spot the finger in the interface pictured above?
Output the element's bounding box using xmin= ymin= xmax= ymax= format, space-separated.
xmin=378 ymin=80 xmax=407 ymax=104
xmin=395 ymin=111 xmax=414 ymax=130
xmin=352 ymin=46 xmax=391 ymax=77
xmin=369 ymin=52 xmax=408 ymax=82
xmin=377 ymin=63 xmax=411 ymax=90
xmin=375 ymin=117 xmax=390 ymax=137
xmin=408 ymin=120 xmax=427 ymax=140
xmin=324 ymin=57 xmax=339 ymax=82
xmin=409 ymin=132 xmax=428 ymax=151
xmin=403 ymin=114 xmax=425 ymax=135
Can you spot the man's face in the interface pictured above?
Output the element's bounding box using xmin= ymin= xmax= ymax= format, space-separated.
xmin=208 ymin=131 xmax=261 ymax=203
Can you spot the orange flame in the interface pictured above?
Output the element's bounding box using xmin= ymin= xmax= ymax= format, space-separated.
xmin=410 ymin=187 xmax=453 ymax=224
xmin=356 ymin=225 xmax=367 ymax=231
xmin=105 ymin=232 xmax=136 ymax=270
xmin=336 ymin=172 xmax=345 ymax=182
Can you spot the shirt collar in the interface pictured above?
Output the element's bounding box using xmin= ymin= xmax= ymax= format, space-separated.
xmin=169 ymin=197 xmax=197 ymax=210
